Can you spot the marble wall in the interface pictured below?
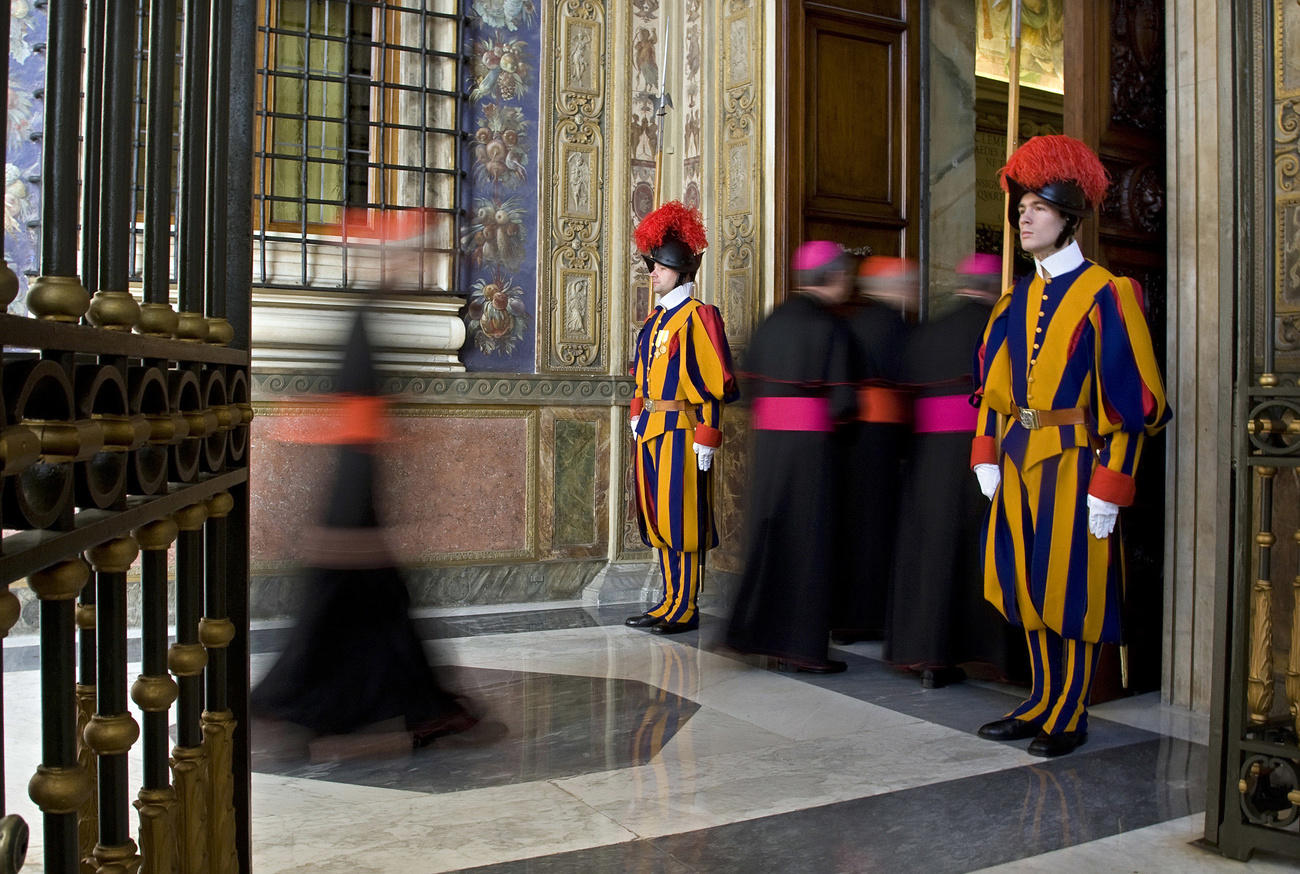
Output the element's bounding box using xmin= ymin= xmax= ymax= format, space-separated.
xmin=927 ymin=1 xmax=977 ymax=308
xmin=1162 ymin=0 xmax=1235 ymax=714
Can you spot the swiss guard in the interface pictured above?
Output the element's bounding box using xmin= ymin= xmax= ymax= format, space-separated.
xmin=624 ymin=201 xmax=738 ymax=635
xmin=971 ymin=135 xmax=1171 ymax=757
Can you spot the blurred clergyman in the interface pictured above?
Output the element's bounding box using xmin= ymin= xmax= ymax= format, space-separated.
xmin=726 ymin=241 xmax=858 ymax=674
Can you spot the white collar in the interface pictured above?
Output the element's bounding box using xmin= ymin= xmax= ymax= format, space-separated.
xmin=1034 ymin=240 xmax=1085 ymax=280
xmin=657 ymin=282 xmax=694 ymax=311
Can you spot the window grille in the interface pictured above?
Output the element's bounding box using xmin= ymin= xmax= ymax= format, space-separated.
xmin=252 ymin=0 xmax=463 ymax=294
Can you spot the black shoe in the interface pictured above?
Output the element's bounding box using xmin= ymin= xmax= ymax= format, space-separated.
xmin=778 ymin=658 xmax=848 ymax=674
xmin=648 ymin=618 xmax=699 ymax=635
xmin=977 ymin=717 xmax=1040 ymax=741
xmin=625 ymin=613 xmax=664 ymax=628
xmin=921 ymin=666 xmax=967 ymax=689
xmin=1027 ymin=730 xmax=1087 ymax=758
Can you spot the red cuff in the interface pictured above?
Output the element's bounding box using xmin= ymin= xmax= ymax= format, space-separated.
xmin=970 ymin=435 xmax=997 ymax=467
xmin=693 ymin=424 xmax=722 ymax=447
xmin=1089 ymin=466 xmax=1137 ymax=506
xmin=630 ymin=398 xmax=643 ymax=417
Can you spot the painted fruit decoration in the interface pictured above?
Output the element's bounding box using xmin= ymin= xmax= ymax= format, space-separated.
xmin=467 ymin=275 xmax=529 ymax=355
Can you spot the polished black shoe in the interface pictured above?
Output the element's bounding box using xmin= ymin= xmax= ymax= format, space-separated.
xmin=648 ymin=618 xmax=699 ymax=635
xmin=625 ymin=613 xmax=664 ymax=628
xmin=921 ymin=666 xmax=967 ymax=689
xmin=977 ymin=717 xmax=1041 ymax=741
xmin=1027 ymin=730 xmax=1087 ymax=758
xmin=778 ymin=658 xmax=848 ymax=674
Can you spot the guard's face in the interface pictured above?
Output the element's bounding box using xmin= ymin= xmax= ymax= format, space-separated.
xmin=1017 ymin=192 xmax=1068 ymax=259
xmin=650 ymin=261 xmax=682 ymax=295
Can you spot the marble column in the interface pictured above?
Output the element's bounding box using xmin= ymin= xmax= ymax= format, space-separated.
xmin=1162 ymin=0 xmax=1235 ymax=714
xmin=926 ymin=1 xmax=977 ymax=310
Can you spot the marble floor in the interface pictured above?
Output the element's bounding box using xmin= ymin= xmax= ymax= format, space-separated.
xmin=3 ymin=601 xmax=1298 ymax=872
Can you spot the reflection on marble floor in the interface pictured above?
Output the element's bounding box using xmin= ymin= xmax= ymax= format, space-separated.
xmin=0 ymin=604 xmax=1284 ymax=873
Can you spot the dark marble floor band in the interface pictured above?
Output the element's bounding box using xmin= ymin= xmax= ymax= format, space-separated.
xmin=449 ymin=736 xmax=1207 ymax=874
xmin=252 ymin=666 xmax=700 ymax=794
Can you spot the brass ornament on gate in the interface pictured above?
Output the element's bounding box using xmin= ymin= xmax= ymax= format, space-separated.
xmin=136 ymin=302 xmax=179 ymax=338
xmin=27 ymin=764 xmax=92 ymax=814
xmin=175 ymin=311 xmax=210 ymax=343
xmin=83 ymin=713 xmax=141 ymax=757
xmin=133 ymin=518 xmax=179 ymax=552
xmin=28 ymin=560 xmax=91 ymax=601
xmin=87 ymin=289 xmax=142 ymax=331
xmin=26 ymin=275 xmax=90 ymax=323
xmin=86 ymin=537 xmax=141 ymax=575
xmin=167 ymin=643 xmax=207 ymax=678
xmin=131 ymin=674 xmax=179 ymax=713
xmin=198 ymin=618 xmax=235 ymax=650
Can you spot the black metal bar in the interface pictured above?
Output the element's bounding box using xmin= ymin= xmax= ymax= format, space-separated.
xmin=915 ymin=0 xmax=929 ymax=323
xmin=144 ymin=0 xmax=180 ymax=305
xmin=94 ymin=561 xmax=130 ymax=850
xmin=177 ymin=0 xmax=211 ymax=313
xmin=205 ymin=0 xmax=231 ymax=319
xmin=175 ymin=524 xmax=204 ymax=750
xmin=81 ymin=2 xmax=107 ymax=297
xmin=40 ymin=0 xmax=87 ymax=278
xmin=77 ymin=578 xmax=96 ymax=689
xmin=227 ymin=0 xmax=257 ymax=352
xmin=99 ymin=0 xmax=140 ymax=293
xmin=0 ymin=469 xmax=248 ymax=587
xmin=0 ymin=315 xmax=247 ymax=363
xmin=140 ymin=548 xmax=169 ymax=789
xmin=40 ymin=597 xmax=78 ymax=871
xmin=203 ymin=505 xmax=227 ymax=712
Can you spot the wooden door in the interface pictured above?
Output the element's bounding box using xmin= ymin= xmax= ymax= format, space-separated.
xmin=776 ymin=0 xmax=921 ymax=298
xmin=1065 ymin=0 xmax=1168 ymax=696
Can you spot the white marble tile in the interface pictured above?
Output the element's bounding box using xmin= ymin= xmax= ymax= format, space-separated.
xmin=556 ymin=718 xmax=1033 ymax=838
xmin=253 ymin=778 xmax=636 ymax=874
xmin=1089 ymin=692 xmax=1210 ymax=746
xmin=971 ymin=813 xmax=1298 ymax=873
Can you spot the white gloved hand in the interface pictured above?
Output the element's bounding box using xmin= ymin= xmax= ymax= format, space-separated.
xmin=1087 ymin=495 xmax=1119 ymax=539
xmin=629 ymin=415 xmax=641 ymax=438
xmin=974 ymin=463 xmax=1000 ymax=500
xmin=693 ymin=443 xmax=715 ymax=471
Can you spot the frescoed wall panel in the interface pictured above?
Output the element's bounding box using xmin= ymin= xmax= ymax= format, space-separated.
xmin=4 ymin=4 xmax=47 ymax=315
xmin=462 ymin=1 xmax=542 ymax=371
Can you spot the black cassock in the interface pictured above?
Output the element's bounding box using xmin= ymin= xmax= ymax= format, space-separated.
xmin=726 ymin=293 xmax=858 ymax=664
xmin=884 ymin=298 xmax=1025 ymax=679
xmin=252 ymin=312 xmax=467 ymax=738
xmin=834 ymin=299 xmax=909 ymax=638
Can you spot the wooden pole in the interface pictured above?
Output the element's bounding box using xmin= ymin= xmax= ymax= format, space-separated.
xmin=1000 ymin=0 xmax=1023 ymax=290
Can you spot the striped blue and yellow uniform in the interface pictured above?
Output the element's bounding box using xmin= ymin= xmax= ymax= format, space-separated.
xmin=972 ymin=260 xmax=1169 ymax=733
xmin=631 ymin=296 xmax=737 ymax=624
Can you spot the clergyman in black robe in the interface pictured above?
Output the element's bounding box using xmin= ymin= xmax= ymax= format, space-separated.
xmin=251 ymin=307 xmax=475 ymax=748
xmin=885 ymin=254 xmax=1026 ymax=687
xmin=725 ymin=241 xmax=859 ymax=673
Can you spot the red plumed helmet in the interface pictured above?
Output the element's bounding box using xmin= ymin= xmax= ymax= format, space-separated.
xmin=635 ymin=201 xmax=708 ymax=274
xmin=999 ymin=135 xmax=1110 ymax=222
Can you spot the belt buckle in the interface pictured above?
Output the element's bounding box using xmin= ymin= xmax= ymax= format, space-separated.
xmin=645 ymin=398 xmax=656 ymax=414
xmin=1018 ymin=407 xmax=1040 ymax=430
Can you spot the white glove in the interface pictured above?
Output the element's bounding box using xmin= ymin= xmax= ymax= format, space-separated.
xmin=629 ymin=415 xmax=640 ymax=438
xmin=1087 ymin=495 xmax=1119 ymax=539
xmin=693 ymin=443 xmax=715 ymax=471
xmin=974 ymin=463 xmax=1000 ymax=500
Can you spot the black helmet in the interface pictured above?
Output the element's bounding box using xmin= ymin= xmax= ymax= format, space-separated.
xmin=642 ymin=235 xmax=701 ymax=275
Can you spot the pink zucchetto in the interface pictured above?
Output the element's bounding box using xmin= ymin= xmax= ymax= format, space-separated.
xmin=791 ymin=240 xmax=844 ymax=272
xmin=956 ymin=253 xmax=1001 ymax=276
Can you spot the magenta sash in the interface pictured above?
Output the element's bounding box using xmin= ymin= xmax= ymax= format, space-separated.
xmin=913 ymin=394 xmax=977 ymax=433
xmin=752 ymin=396 xmax=833 ymax=432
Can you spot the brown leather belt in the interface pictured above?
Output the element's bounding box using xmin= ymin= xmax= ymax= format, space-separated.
xmin=643 ymin=398 xmax=695 ymax=413
xmin=1010 ymin=404 xmax=1086 ymax=430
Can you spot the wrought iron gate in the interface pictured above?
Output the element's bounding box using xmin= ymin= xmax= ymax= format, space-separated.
xmin=1207 ymin=0 xmax=1300 ymax=861
xmin=1 ymin=1 xmax=254 ymax=871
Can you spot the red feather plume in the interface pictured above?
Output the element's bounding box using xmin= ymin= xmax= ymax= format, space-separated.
xmin=634 ymin=201 xmax=708 ymax=254
xmin=998 ymin=135 xmax=1110 ymax=207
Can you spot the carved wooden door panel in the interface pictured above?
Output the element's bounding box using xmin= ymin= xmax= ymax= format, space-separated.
xmin=775 ymin=0 xmax=920 ymax=298
xmin=1065 ymin=0 xmax=1167 ymax=696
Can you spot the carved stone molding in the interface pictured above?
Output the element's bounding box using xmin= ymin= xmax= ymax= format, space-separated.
xmin=714 ymin=0 xmax=762 ymax=346
xmin=540 ymin=0 xmax=609 ymax=372
xmin=251 ymin=372 xmax=634 ymax=405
